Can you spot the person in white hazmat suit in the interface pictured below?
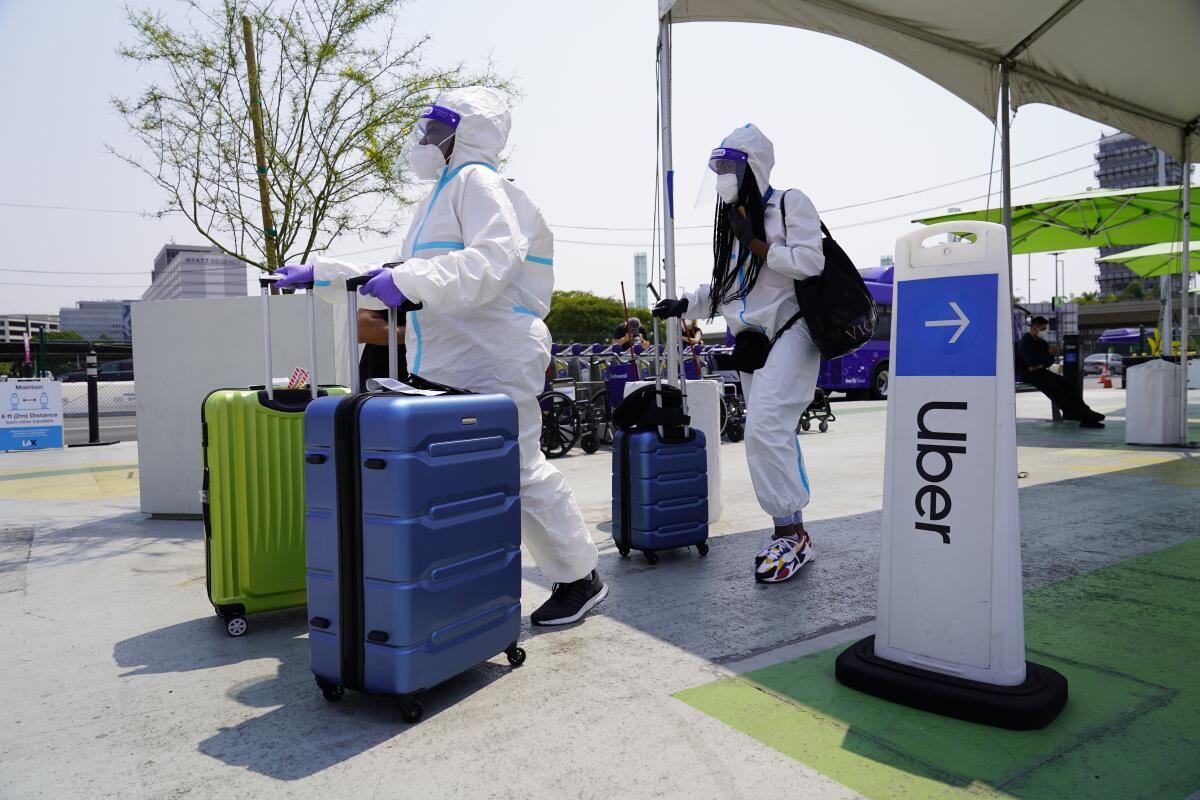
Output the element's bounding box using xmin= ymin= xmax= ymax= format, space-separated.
xmin=274 ymin=87 xmax=607 ymax=625
xmin=654 ymin=124 xmax=824 ymax=584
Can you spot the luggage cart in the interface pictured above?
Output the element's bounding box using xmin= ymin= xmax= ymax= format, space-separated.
xmin=799 ymin=387 xmax=835 ymax=433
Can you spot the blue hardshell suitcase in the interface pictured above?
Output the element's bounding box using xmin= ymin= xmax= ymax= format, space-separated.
xmin=612 ymin=426 xmax=709 ymax=564
xmin=303 ymin=281 xmax=525 ymax=722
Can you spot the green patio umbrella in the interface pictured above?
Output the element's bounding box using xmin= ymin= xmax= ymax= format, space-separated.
xmin=1097 ymin=241 xmax=1200 ymax=277
xmin=915 ymin=185 xmax=1200 ymax=255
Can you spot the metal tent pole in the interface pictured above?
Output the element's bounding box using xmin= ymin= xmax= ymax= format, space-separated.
xmin=999 ymin=64 xmax=1014 ymax=292
xmin=1179 ymin=132 xmax=1192 ymax=444
xmin=658 ymin=14 xmax=680 ymax=387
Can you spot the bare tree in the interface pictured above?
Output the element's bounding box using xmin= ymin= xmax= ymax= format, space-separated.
xmin=111 ymin=0 xmax=509 ymax=271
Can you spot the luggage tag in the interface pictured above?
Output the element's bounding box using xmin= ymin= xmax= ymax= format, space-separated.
xmin=364 ymin=377 xmax=446 ymax=396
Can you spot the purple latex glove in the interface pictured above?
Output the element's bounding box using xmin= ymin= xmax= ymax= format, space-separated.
xmin=360 ymin=267 xmax=408 ymax=308
xmin=274 ymin=264 xmax=314 ymax=289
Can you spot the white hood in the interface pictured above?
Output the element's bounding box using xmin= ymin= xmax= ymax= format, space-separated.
xmin=719 ymin=124 xmax=774 ymax=196
xmin=436 ymin=86 xmax=511 ymax=169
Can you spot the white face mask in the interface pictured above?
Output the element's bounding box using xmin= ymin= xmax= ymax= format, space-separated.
xmin=716 ymin=173 xmax=740 ymax=204
xmin=409 ymin=144 xmax=448 ymax=181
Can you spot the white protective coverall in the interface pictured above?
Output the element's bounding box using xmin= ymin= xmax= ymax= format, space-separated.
xmin=682 ymin=124 xmax=825 ymax=526
xmin=312 ymin=86 xmax=598 ymax=583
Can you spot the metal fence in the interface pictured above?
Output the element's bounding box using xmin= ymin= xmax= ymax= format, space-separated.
xmin=0 ymin=341 xmax=137 ymax=444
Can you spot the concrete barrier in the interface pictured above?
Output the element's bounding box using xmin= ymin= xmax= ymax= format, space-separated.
xmin=132 ymin=295 xmax=352 ymax=517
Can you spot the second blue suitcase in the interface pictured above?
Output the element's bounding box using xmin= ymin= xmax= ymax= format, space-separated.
xmin=304 ymin=385 xmax=524 ymax=722
xmin=612 ymin=426 xmax=709 ymax=564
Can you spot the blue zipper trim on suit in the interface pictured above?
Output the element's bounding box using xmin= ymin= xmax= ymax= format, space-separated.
xmin=410 ymin=161 xmax=497 ymax=255
xmin=413 ymin=241 xmax=465 ymax=252
xmin=410 ymin=311 xmax=423 ymax=373
xmin=734 ymin=186 xmax=774 ymax=334
xmin=512 ymin=306 xmax=538 ymax=316
xmin=526 ymin=255 xmax=553 ymax=266
xmin=406 ymin=160 xmax=496 ymax=374
xmin=792 ymin=436 xmax=810 ymax=494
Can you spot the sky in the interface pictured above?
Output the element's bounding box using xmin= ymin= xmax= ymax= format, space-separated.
xmin=0 ymin=0 xmax=1188 ymax=320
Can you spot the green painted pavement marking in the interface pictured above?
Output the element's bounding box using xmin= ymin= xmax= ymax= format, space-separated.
xmin=676 ymin=538 xmax=1200 ymax=800
xmin=0 ymin=463 xmax=137 ymax=482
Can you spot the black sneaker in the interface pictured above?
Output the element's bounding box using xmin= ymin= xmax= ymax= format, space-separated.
xmin=1079 ymin=419 xmax=1105 ymax=429
xmin=531 ymin=570 xmax=609 ymax=626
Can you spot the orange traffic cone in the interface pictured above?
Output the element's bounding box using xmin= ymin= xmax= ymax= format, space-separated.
xmin=1100 ymin=364 xmax=1113 ymax=389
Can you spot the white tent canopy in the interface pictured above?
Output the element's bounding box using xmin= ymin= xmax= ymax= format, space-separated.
xmin=659 ymin=0 xmax=1199 ymax=161
xmin=657 ymin=0 xmax=1197 ymax=445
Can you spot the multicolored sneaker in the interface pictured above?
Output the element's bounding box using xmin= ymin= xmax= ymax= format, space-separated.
xmin=754 ymin=531 xmax=814 ymax=583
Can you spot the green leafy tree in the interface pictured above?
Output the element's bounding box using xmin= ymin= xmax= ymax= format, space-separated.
xmin=1119 ymin=280 xmax=1146 ymax=300
xmin=111 ymin=0 xmax=509 ymax=271
xmin=544 ymin=291 xmax=653 ymax=344
xmin=45 ymin=330 xmax=85 ymax=341
xmin=1102 ymin=293 xmax=1119 ymax=304
xmin=1073 ymin=291 xmax=1099 ymax=305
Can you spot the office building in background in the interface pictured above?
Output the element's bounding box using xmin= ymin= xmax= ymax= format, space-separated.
xmin=633 ymin=252 xmax=648 ymax=310
xmin=58 ymin=300 xmax=134 ymax=341
xmin=0 ymin=314 xmax=59 ymax=344
xmin=142 ymin=244 xmax=249 ymax=302
xmin=1093 ymin=132 xmax=1185 ymax=296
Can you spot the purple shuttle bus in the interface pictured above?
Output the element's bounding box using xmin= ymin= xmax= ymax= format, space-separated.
xmin=817 ymin=265 xmax=894 ymax=399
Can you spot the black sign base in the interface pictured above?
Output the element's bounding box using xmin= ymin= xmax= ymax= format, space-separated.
xmin=835 ymin=635 xmax=1068 ymax=731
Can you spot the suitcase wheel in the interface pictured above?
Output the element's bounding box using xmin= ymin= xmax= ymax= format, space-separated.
xmin=800 ymin=419 xmax=811 ymax=432
xmin=644 ymin=551 xmax=659 ymax=565
xmin=616 ymin=543 xmax=630 ymax=558
xmin=224 ymin=614 xmax=248 ymax=637
xmin=819 ymin=420 xmax=829 ymax=433
xmin=398 ymin=697 xmax=423 ymax=724
xmin=696 ymin=542 xmax=710 ymax=557
xmin=505 ymin=643 xmax=527 ymax=667
xmin=316 ymin=677 xmax=344 ymax=703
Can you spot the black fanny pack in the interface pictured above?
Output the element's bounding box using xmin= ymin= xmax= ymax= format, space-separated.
xmin=733 ymin=329 xmax=773 ymax=373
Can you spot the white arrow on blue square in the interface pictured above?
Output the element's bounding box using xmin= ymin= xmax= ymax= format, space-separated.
xmin=894 ymin=274 xmax=998 ymax=377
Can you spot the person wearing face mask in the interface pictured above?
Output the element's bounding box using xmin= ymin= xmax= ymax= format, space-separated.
xmin=654 ymin=124 xmax=824 ymax=584
xmin=1018 ymin=316 xmax=1105 ymax=427
xmin=275 ymin=87 xmax=607 ymax=626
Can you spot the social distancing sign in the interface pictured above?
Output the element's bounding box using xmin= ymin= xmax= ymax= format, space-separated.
xmin=1 ymin=380 xmax=64 ymax=451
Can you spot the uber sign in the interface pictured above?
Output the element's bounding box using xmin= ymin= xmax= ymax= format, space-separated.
xmin=837 ymin=223 xmax=1067 ymax=729
xmin=873 ymin=226 xmax=1026 ymax=687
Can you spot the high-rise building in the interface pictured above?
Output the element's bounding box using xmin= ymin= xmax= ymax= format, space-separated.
xmin=58 ymin=300 xmax=134 ymax=341
xmin=0 ymin=315 xmax=59 ymax=344
xmin=633 ymin=252 xmax=648 ymax=309
xmin=1093 ymin=133 xmax=1185 ymax=296
xmin=142 ymin=244 xmax=249 ymax=301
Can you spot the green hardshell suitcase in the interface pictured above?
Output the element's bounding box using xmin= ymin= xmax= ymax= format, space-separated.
xmin=201 ymin=277 xmax=347 ymax=636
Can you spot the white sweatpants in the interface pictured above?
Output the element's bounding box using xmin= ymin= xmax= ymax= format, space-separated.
xmin=739 ymin=322 xmax=822 ymax=526
xmin=419 ymin=320 xmax=599 ymax=584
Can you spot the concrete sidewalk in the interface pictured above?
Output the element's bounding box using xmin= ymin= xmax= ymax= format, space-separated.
xmin=0 ymin=386 xmax=1196 ymax=799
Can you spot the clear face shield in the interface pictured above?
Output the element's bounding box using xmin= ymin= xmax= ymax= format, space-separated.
xmin=694 ymin=146 xmax=749 ymax=209
xmin=404 ymin=104 xmax=461 ymax=181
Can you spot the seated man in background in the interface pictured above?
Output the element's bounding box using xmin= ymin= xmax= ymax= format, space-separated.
xmin=612 ymin=316 xmax=649 ymax=348
xmin=1019 ymin=316 xmax=1104 ymax=428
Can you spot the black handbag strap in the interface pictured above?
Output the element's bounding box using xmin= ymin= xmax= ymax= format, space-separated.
xmin=772 ymin=188 xmax=807 ymax=346
xmin=780 ymin=188 xmax=833 ymax=242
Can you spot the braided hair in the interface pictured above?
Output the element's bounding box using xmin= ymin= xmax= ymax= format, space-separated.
xmin=708 ymin=171 xmax=767 ymax=319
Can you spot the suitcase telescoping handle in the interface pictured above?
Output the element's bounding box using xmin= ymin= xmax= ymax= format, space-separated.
xmin=259 ymin=274 xmax=320 ymax=401
xmin=344 ymin=265 xmax=422 ymax=393
xmin=645 ymin=282 xmax=690 ymax=438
